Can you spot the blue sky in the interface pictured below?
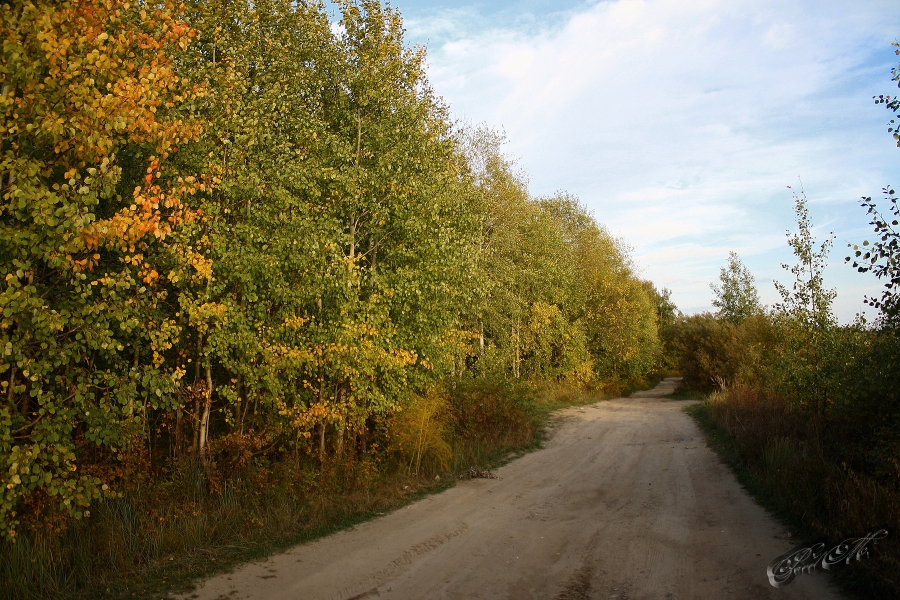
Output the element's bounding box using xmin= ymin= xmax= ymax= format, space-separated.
xmin=337 ymin=0 xmax=900 ymax=321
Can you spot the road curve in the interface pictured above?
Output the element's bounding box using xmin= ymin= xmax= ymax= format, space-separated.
xmin=177 ymin=378 xmax=843 ymax=600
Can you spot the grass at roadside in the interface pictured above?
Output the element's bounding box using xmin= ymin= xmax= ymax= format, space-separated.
xmin=1 ymin=376 xmax=656 ymax=600
xmin=3 ymin=460 xmax=463 ymax=600
xmin=685 ymin=392 xmax=900 ymax=599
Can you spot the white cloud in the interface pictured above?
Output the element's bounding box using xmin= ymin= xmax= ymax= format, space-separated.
xmin=411 ymin=0 xmax=900 ymax=321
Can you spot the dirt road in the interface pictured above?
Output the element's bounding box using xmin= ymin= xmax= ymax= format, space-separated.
xmin=178 ymin=378 xmax=843 ymax=600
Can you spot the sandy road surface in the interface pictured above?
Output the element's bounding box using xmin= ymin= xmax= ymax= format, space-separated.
xmin=177 ymin=378 xmax=843 ymax=600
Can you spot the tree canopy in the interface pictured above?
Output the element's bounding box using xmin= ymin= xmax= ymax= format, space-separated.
xmin=0 ymin=0 xmax=665 ymax=540
xmin=710 ymin=251 xmax=761 ymax=324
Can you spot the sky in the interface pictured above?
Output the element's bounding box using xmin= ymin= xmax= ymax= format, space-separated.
xmin=334 ymin=0 xmax=900 ymax=321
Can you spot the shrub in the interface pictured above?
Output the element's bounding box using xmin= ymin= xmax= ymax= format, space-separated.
xmin=386 ymin=389 xmax=453 ymax=476
xmin=700 ymin=384 xmax=900 ymax=597
xmin=672 ymin=312 xmax=774 ymax=392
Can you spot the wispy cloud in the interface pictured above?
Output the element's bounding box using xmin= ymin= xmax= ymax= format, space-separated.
xmin=398 ymin=0 xmax=900 ymax=321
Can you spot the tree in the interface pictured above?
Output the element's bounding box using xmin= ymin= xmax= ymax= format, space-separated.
xmin=0 ymin=0 xmax=674 ymax=547
xmin=644 ymin=283 xmax=680 ymax=372
xmin=452 ymin=128 xmax=660 ymax=384
xmin=566 ymin=208 xmax=659 ymax=381
xmin=774 ymin=185 xmax=836 ymax=328
xmin=847 ymin=187 xmax=900 ymax=328
xmin=710 ymin=251 xmax=761 ymax=324
xmin=0 ymin=0 xmax=202 ymax=539
xmin=174 ymin=0 xmax=480 ymax=462
xmin=847 ymin=43 xmax=900 ymax=328
xmin=773 ymin=184 xmax=837 ymax=414
xmin=454 ymin=129 xmax=588 ymax=381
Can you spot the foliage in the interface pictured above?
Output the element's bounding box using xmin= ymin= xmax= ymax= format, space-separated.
xmin=709 ymin=251 xmax=761 ymax=324
xmin=773 ymin=185 xmax=836 ymax=329
xmin=767 ymin=186 xmax=838 ymax=413
xmin=692 ymin=386 xmax=900 ymax=599
xmin=677 ymin=196 xmax=900 ymax=594
xmin=446 ymin=378 xmax=539 ymax=457
xmin=568 ymin=205 xmax=659 ymax=380
xmin=0 ymin=0 xmax=203 ymax=540
xmin=849 ymin=45 xmax=900 ymax=328
xmin=646 ymin=284 xmax=680 ymax=373
xmin=671 ymin=42 xmax=900 ymax=598
xmin=169 ymin=0 xmax=479 ymax=468
xmin=672 ymin=312 xmax=774 ymax=393
xmin=455 ymin=128 xmax=658 ymax=385
xmin=847 ymin=187 xmax=900 ymax=327
xmin=387 ymin=388 xmax=452 ymax=475
xmin=1 ymin=0 xmax=665 ymax=558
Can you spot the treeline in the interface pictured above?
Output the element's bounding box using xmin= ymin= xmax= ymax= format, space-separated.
xmin=0 ymin=0 xmax=666 ymax=555
xmin=669 ymin=54 xmax=900 ymax=596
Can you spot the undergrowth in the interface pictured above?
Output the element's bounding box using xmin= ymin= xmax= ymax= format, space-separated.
xmin=0 ymin=377 xmax=636 ymax=600
xmin=687 ymin=386 xmax=900 ymax=599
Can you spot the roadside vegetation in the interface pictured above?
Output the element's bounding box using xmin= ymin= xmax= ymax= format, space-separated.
xmin=673 ymin=43 xmax=900 ymax=599
xmin=0 ymin=1 xmax=672 ymax=598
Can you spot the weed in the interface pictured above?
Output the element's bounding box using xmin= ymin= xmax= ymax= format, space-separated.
xmin=687 ymin=387 xmax=900 ymax=598
xmin=0 ymin=379 xmax=603 ymax=600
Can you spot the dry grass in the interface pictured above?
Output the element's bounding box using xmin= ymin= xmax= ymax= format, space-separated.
xmin=0 ymin=458 xmax=438 ymax=600
xmin=1 ymin=377 xmax=608 ymax=600
xmin=692 ymin=384 xmax=900 ymax=597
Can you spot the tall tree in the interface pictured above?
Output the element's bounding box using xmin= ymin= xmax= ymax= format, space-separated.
xmin=773 ymin=185 xmax=837 ymax=414
xmin=176 ymin=0 xmax=478 ymax=460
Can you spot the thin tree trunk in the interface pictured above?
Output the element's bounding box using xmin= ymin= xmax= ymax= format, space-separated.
xmin=350 ymin=220 xmax=356 ymax=261
xmin=174 ymin=408 xmax=183 ymax=459
xmin=234 ymin=375 xmax=243 ymax=432
xmin=414 ymin=406 xmax=431 ymax=476
xmin=18 ymin=381 xmax=29 ymax=419
xmin=336 ymin=423 xmax=345 ymax=458
xmin=334 ymin=384 xmax=345 ymax=458
xmin=356 ymin=109 xmax=362 ymax=165
xmin=132 ymin=348 xmax=140 ymax=442
xmin=174 ymin=318 xmax=186 ymax=460
xmin=147 ymin=408 xmax=154 ymax=470
xmin=192 ymin=394 xmax=201 ymax=457
xmin=192 ymin=336 xmax=203 ymax=459
xmin=240 ymin=377 xmax=251 ymax=435
xmin=513 ymin=321 xmax=521 ymax=379
xmin=198 ymin=365 xmax=213 ymax=465
xmin=317 ymin=370 xmax=326 ymax=461
xmin=7 ymin=364 xmax=17 ymax=411
xmin=0 ymin=85 xmax=11 ymax=192
xmin=316 ymin=285 xmax=325 ymax=462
